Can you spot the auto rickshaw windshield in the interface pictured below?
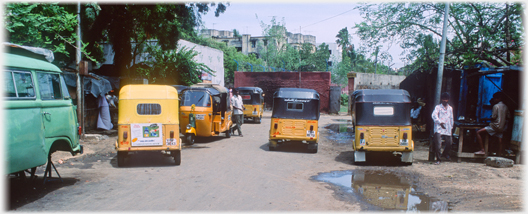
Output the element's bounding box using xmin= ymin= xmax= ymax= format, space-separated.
xmin=271 ymin=88 xmax=320 ymax=120
xmin=239 ymin=90 xmax=261 ymax=105
xmin=181 ymin=90 xmax=211 ymax=107
xmin=353 ymin=89 xmax=411 ymax=126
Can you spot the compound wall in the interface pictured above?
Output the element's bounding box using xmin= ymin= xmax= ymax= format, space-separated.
xmin=234 ymin=71 xmax=331 ymax=113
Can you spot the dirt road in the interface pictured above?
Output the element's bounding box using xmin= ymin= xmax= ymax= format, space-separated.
xmin=8 ymin=112 xmax=523 ymax=211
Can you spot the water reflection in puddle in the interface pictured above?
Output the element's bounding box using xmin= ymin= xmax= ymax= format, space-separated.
xmin=311 ymin=170 xmax=449 ymax=212
xmin=324 ymin=124 xmax=354 ymax=143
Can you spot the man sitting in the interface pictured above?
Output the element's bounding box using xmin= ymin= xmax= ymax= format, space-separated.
xmin=475 ymin=92 xmax=510 ymax=156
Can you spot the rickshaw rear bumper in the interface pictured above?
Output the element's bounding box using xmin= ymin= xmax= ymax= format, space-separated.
xmin=116 ymin=146 xmax=181 ymax=152
xmin=354 ymin=146 xmax=413 ymax=152
xmin=269 ymin=137 xmax=318 ymax=143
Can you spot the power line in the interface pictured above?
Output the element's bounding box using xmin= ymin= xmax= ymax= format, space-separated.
xmin=302 ymin=8 xmax=355 ymax=29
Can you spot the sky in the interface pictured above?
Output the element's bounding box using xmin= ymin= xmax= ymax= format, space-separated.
xmin=200 ymin=2 xmax=407 ymax=69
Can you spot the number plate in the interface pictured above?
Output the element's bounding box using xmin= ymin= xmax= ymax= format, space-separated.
xmin=252 ymin=111 xmax=258 ymax=115
xmin=166 ymin=138 xmax=177 ymax=146
xmin=196 ymin=114 xmax=205 ymax=120
xmin=306 ymin=130 xmax=316 ymax=137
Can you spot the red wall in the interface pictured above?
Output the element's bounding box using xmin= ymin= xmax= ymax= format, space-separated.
xmin=234 ymin=71 xmax=331 ymax=113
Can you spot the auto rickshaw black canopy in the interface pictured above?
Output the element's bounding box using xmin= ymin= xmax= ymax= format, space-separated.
xmin=235 ymin=87 xmax=264 ymax=105
xmin=180 ymin=84 xmax=231 ymax=117
xmin=352 ymin=89 xmax=411 ymax=126
xmin=272 ymin=88 xmax=320 ymax=120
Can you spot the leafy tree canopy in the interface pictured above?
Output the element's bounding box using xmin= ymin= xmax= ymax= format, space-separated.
xmin=354 ymin=2 xmax=524 ymax=71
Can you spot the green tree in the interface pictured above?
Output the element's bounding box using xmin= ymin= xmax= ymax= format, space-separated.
xmin=83 ymin=3 xmax=228 ymax=75
xmin=335 ymin=27 xmax=351 ymax=61
xmin=354 ymin=2 xmax=524 ymax=69
xmin=5 ymin=3 xmax=87 ymax=67
xmin=135 ymin=44 xmax=213 ymax=85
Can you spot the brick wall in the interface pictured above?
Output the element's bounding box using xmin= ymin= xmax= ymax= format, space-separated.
xmin=234 ymin=71 xmax=331 ymax=113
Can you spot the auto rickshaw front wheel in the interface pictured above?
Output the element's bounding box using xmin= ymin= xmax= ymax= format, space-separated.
xmin=173 ymin=150 xmax=181 ymax=165
xmin=225 ymin=128 xmax=231 ymax=138
xmin=185 ymin=134 xmax=195 ymax=145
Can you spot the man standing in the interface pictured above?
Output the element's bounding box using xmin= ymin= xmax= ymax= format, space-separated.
xmin=475 ymin=92 xmax=510 ymax=156
xmin=431 ymin=92 xmax=454 ymax=165
xmin=231 ymin=89 xmax=245 ymax=137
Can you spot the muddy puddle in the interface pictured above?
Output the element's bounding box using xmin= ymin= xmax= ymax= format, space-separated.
xmin=324 ymin=123 xmax=354 ymax=143
xmin=311 ymin=170 xmax=449 ymax=212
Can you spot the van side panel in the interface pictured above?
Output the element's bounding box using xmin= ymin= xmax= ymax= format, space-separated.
xmin=5 ymin=104 xmax=48 ymax=174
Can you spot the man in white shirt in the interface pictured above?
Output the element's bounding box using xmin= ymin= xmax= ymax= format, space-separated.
xmin=431 ymin=92 xmax=454 ymax=165
xmin=231 ymin=90 xmax=245 ymax=137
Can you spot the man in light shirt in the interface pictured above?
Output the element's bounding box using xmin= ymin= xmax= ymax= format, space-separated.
xmin=431 ymin=92 xmax=453 ymax=165
xmin=231 ymin=89 xmax=245 ymax=137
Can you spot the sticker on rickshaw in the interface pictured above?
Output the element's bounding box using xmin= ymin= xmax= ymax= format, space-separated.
xmin=252 ymin=111 xmax=258 ymax=115
xmin=196 ymin=114 xmax=205 ymax=120
xmin=131 ymin=123 xmax=163 ymax=146
xmin=166 ymin=138 xmax=177 ymax=146
xmin=307 ymin=130 xmax=316 ymax=137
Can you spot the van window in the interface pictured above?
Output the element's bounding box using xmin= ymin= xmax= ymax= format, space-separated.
xmin=137 ymin=103 xmax=162 ymax=115
xmin=38 ymin=72 xmax=62 ymax=100
xmin=4 ymin=71 xmax=36 ymax=98
xmin=287 ymin=102 xmax=304 ymax=111
xmin=60 ymin=75 xmax=71 ymax=99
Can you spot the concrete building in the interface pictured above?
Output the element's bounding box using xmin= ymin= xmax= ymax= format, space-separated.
xmin=200 ymin=27 xmax=317 ymax=58
xmin=319 ymin=42 xmax=342 ymax=68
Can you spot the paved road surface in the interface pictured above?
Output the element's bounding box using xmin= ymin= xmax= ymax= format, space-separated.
xmin=10 ymin=112 xmax=360 ymax=211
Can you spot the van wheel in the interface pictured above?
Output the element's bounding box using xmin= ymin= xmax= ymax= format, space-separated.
xmin=173 ymin=150 xmax=181 ymax=165
xmin=117 ymin=152 xmax=126 ymax=167
xmin=185 ymin=134 xmax=195 ymax=145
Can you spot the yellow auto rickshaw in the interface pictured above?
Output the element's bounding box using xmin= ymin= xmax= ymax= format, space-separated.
xmin=235 ymin=87 xmax=265 ymax=123
xmin=115 ymin=85 xmax=182 ymax=166
xmin=179 ymin=83 xmax=233 ymax=144
xmin=268 ymin=88 xmax=320 ymax=153
xmin=351 ymin=89 xmax=414 ymax=164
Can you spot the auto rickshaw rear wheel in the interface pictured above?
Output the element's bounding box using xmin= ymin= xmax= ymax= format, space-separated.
xmin=185 ymin=134 xmax=195 ymax=145
xmin=117 ymin=151 xmax=126 ymax=167
xmin=256 ymin=116 xmax=261 ymax=124
xmin=268 ymin=140 xmax=278 ymax=151
xmin=307 ymin=143 xmax=318 ymax=153
xmin=173 ymin=150 xmax=181 ymax=165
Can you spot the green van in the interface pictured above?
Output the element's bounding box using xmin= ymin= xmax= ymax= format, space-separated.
xmin=4 ymin=43 xmax=83 ymax=177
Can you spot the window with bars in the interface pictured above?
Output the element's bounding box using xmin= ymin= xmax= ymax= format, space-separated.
xmin=137 ymin=103 xmax=162 ymax=115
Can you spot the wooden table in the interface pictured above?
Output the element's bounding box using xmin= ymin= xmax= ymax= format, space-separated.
xmin=456 ymin=123 xmax=489 ymax=163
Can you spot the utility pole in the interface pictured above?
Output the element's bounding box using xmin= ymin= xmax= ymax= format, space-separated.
xmin=76 ymin=2 xmax=84 ymax=138
xmin=429 ymin=3 xmax=450 ymax=161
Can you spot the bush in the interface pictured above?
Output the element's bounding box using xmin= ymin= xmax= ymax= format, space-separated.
xmin=340 ymin=93 xmax=349 ymax=106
